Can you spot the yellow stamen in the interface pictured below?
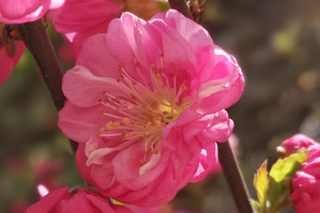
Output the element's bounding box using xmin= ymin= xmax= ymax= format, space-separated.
xmin=113 ymin=122 xmax=120 ymax=128
xmin=123 ymin=117 xmax=130 ymax=124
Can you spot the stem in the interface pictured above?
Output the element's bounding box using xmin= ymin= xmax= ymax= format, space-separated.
xmin=218 ymin=141 xmax=255 ymax=213
xmin=168 ymin=0 xmax=193 ymax=19
xmin=22 ymin=20 xmax=78 ymax=153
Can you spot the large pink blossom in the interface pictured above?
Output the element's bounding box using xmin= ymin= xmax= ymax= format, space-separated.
xmin=0 ymin=0 xmax=65 ymax=24
xmin=53 ymin=0 xmax=124 ymax=55
xmin=0 ymin=41 xmax=25 ymax=84
xmin=26 ymin=187 xmax=132 ymax=213
xmin=58 ymin=9 xmax=244 ymax=206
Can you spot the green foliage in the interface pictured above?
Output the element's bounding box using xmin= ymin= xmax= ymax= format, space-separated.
xmin=251 ymin=199 xmax=262 ymax=213
xmin=251 ymin=150 xmax=308 ymax=213
xmin=254 ymin=160 xmax=267 ymax=212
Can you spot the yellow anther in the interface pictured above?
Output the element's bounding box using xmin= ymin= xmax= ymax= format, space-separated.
xmin=106 ymin=121 xmax=113 ymax=130
xmin=103 ymin=96 xmax=108 ymax=102
xmin=100 ymin=110 xmax=104 ymax=114
xmin=144 ymin=90 xmax=149 ymax=95
xmin=129 ymin=93 xmax=135 ymax=98
xmin=181 ymin=85 xmax=187 ymax=90
xmin=152 ymin=149 xmax=159 ymax=154
xmin=113 ymin=122 xmax=120 ymax=128
xmin=132 ymin=80 xmax=137 ymax=85
xmin=175 ymin=73 xmax=179 ymax=77
xmin=156 ymin=74 xmax=161 ymax=80
xmin=144 ymin=150 xmax=150 ymax=154
xmin=116 ymin=78 xmax=120 ymax=82
xmin=125 ymin=133 xmax=132 ymax=138
xmin=127 ymin=104 xmax=134 ymax=109
xmin=150 ymin=64 xmax=156 ymax=68
xmin=116 ymin=107 xmax=120 ymax=112
xmin=110 ymin=99 xmax=115 ymax=104
xmin=122 ymin=131 xmax=127 ymax=135
xmin=116 ymin=96 xmax=121 ymax=101
xmin=123 ymin=117 xmax=130 ymax=125
xmin=121 ymin=138 xmax=125 ymax=142
xmin=153 ymin=120 xmax=161 ymax=126
xmin=97 ymin=133 xmax=101 ymax=137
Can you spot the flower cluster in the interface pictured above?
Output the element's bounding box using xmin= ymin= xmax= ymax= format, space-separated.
xmin=3 ymin=0 xmax=245 ymax=211
xmin=280 ymin=134 xmax=320 ymax=212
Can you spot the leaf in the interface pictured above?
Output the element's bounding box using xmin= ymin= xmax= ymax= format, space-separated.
xmin=251 ymin=199 xmax=262 ymax=213
xmin=253 ymin=160 xmax=268 ymax=210
xmin=268 ymin=150 xmax=308 ymax=209
xmin=269 ymin=150 xmax=307 ymax=182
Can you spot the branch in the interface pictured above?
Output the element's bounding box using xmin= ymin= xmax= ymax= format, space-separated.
xmin=168 ymin=0 xmax=193 ymax=19
xmin=218 ymin=141 xmax=255 ymax=213
xmin=22 ymin=20 xmax=78 ymax=153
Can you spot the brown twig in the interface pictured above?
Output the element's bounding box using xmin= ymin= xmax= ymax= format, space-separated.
xmin=218 ymin=141 xmax=255 ymax=213
xmin=22 ymin=20 xmax=78 ymax=153
xmin=168 ymin=0 xmax=193 ymax=19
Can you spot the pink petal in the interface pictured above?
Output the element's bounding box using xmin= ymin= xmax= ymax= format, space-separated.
xmin=0 ymin=0 xmax=65 ymax=24
xmin=112 ymin=143 xmax=170 ymax=190
xmin=53 ymin=0 xmax=124 ymax=55
xmin=58 ymin=101 xmax=107 ymax=143
xmin=190 ymin=142 xmax=218 ymax=182
xmin=26 ymin=187 xmax=69 ymax=213
xmin=0 ymin=42 xmax=25 ymax=84
xmin=62 ymin=65 xmax=127 ymax=107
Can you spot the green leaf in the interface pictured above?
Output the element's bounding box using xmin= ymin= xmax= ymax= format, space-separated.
xmin=268 ymin=150 xmax=308 ymax=209
xmin=269 ymin=150 xmax=307 ymax=182
xmin=254 ymin=160 xmax=268 ymax=210
xmin=251 ymin=200 xmax=262 ymax=213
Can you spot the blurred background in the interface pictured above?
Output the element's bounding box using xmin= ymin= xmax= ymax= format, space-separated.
xmin=1 ymin=0 xmax=320 ymax=212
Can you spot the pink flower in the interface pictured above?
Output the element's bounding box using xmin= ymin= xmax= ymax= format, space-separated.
xmin=0 ymin=40 xmax=25 ymax=84
xmin=280 ymin=134 xmax=318 ymax=156
xmin=53 ymin=0 xmax=124 ymax=55
xmin=26 ymin=187 xmax=132 ymax=213
xmin=290 ymin=142 xmax=320 ymax=212
xmin=58 ymin=9 xmax=244 ymax=206
xmin=291 ymin=172 xmax=320 ymax=212
xmin=0 ymin=0 xmax=65 ymax=24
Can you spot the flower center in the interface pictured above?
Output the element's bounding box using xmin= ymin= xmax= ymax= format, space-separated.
xmin=97 ymin=54 xmax=191 ymax=164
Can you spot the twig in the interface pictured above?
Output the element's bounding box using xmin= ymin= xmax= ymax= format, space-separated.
xmin=168 ymin=0 xmax=193 ymax=19
xmin=22 ymin=20 xmax=78 ymax=153
xmin=218 ymin=141 xmax=255 ymax=213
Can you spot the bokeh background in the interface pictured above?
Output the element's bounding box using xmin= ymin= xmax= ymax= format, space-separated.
xmin=1 ymin=0 xmax=320 ymax=212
